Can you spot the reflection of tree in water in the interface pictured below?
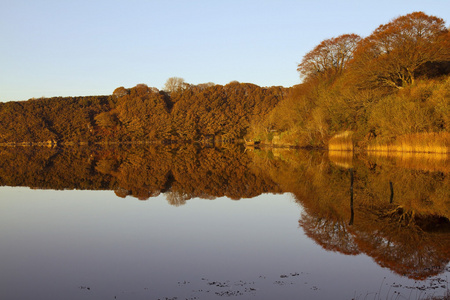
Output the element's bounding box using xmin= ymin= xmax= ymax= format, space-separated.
xmin=165 ymin=190 xmax=191 ymax=207
xmin=0 ymin=146 xmax=113 ymax=190
xmin=0 ymin=144 xmax=281 ymax=203
xmin=250 ymin=149 xmax=450 ymax=280
xmin=1 ymin=146 xmax=449 ymax=280
xmin=166 ymin=190 xmax=216 ymax=207
xmin=164 ymin=145 xmax=281 ymax=203
xmin=299 ymin=213 xmax=359 ymax=255
xmin=352 ymin=203 xmax=450 ymax=280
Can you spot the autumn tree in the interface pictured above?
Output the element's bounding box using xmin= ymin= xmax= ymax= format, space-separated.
xmin=163 ymin=77 xmax=187 ymax=93
xmin=297 ymin=34 xmax=361 ymax=82
xmin=196 ymin=82 xmax=215 ymax=90
xmin=113 ymin=86 xmax=128 ymax=98
xmin=350 ymin=12 xmax=450 ymax=89
xmin=114 ymin=84 xmax=171 ymax=140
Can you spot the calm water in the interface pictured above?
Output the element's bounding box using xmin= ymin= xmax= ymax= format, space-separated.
xmin=0 ymin=145 xmax=449 ymax=300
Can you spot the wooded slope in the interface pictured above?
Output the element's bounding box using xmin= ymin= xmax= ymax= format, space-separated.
xmin=0 ymin=82 xmax=286 ymax=144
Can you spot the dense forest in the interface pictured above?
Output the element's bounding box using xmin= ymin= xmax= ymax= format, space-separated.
xmin=0 ymin=12 xmax=449 ymax=151
xmin=0 ymin=82 xmax=285 ymax=144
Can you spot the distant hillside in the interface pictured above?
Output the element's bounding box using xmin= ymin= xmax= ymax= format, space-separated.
xmin=0 ymin=82 xmax=286 ymax=144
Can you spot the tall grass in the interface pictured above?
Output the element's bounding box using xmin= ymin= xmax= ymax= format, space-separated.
xmin=367 ymin=132 xmax=450 ymax=154
xmin=328 ymin=131 xmax=354 ymax=151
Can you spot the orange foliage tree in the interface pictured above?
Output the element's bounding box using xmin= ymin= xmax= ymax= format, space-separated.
xmin=350 ymin=12 xmax=450 ymax=89
xmin=297 ymin=34 xmax=361 ymax=82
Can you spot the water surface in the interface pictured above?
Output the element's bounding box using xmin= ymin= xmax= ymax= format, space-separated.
xmin=0 ymin=145 xmax=448 ymax=299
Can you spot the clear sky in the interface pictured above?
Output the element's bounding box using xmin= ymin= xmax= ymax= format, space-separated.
xmin=1 ymin=0 xmax=449 ymax=102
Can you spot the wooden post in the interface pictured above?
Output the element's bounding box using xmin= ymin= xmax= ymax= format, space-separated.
xmin=349 ymin=168 xmax=354 ymax=226
xmin=389 ymin=181 xmax=394 ymax=204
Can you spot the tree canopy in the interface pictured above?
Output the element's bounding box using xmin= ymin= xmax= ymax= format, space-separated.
xmin=297 ymin=34 xmax=361 ymax=82
xmin=350 ymin=11 xmax=450 ymax=89
xmin=163 ymin=77 xmax=187 ymax=93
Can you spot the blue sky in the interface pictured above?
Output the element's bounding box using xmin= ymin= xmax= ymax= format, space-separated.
xmin=1 ymin=0 xmax=449 ymax=102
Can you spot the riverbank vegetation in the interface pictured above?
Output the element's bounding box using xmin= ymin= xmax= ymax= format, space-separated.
xmin=0 ymin=12 xmax=448 ymax=153
xmin=250 ymin=12 xmax=450 ymax=152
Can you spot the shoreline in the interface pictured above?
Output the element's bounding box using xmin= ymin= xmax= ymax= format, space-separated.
xmin=1 ymin=139 xmax=449 ymax=154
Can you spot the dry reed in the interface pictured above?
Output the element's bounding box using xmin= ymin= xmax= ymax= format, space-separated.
xmin=367 ymin=132 xmax=450 ymax=154
xmin=328 ymin=131 xmax=354 ymax=152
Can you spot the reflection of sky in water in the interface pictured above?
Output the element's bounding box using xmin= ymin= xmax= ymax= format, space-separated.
xmin=0 ymin=187 xmax=448 ymax=300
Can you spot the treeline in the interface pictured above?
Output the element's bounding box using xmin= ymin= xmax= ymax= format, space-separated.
xmin=0 ymin=96 xmax=111 ymax=144
xmin=0 ymin=82 xmax=285 ymax=144
xmin=250 ymin=12 xmax=450 ymax=149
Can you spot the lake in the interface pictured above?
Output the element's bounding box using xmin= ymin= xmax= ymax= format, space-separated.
xmin=0 ymin=145 xmax=449 ymax=300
